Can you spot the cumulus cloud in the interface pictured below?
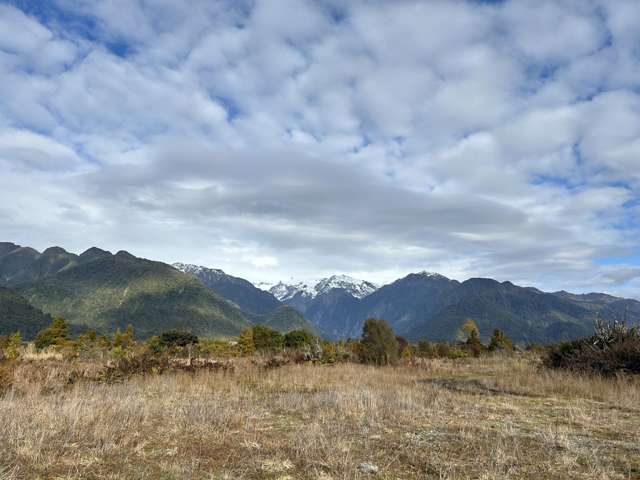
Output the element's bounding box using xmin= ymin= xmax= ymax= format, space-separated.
xmin=0 ymin=0 xmax=639 ymax=296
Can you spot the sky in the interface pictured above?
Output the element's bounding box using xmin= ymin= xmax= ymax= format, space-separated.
xmin=1 ymin=0 xmax=640 ymax=296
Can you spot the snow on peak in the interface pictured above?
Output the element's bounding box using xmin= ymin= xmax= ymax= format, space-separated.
xmin=268 ymin=280 xmax=316 ymax=301
xmin=268 ymin=275 xmax=378 ymax=301
xmin=315 ymin=275 xmax=378 ymax=298
xmin=418 ymin=271 xmax=447 ymax=279
xmin=173 ymin=263 xmax=225 ymax=280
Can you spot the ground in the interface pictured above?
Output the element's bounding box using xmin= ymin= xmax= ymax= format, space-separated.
xmin=0 ymin=355 xmax=639 ymax=479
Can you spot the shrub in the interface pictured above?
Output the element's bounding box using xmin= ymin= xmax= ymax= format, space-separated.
xmin=112 ymin=325 xmax=136 ymax=349
xmin=35 ymin=316 xmax=69 ymax=350
xmin=359 ymin=318 xmax=399 ymax=365
xmin=416 ymin=340 xmax=436 ymax=358
xmin=466 ymin=329 xmax=486 ymax=357
xmin=158 ymin=330 xmax=199 ymax=349
xmin=237 ymin=328 xmax=255 ymax=355
xmin=4 ymin=332 xmax=22 ymax=360
xmin=252 ymin=325 xmax=283 ymax=352
xmin=320 ymin=340 xmax=338 ymax=364
xmin=488 ymin=329 xmax=514 ymax=352
xmin=283 ymin=330 xmax=314 ymax=349
xmin=544 ymin=320 xmax=640 ymax=375
xmin=198 ymin=339 xmax=239 ymax=357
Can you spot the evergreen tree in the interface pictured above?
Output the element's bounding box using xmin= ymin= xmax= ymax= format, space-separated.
xmin=359 ymin=318 xmax=399 ymax=365
xmin=238 ymin=328 xmax=255 ymax=355
xmin=34 ymin=316 xmax=69 ymax=350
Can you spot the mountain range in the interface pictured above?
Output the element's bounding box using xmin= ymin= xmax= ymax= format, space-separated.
xmin=265 ymin=272 xmax=640 ymax=343
xmin=1 ymin=241 xmax=639 ymax=344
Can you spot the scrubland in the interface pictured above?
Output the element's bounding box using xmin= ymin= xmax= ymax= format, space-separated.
xmin=0 ymin=355 xmax=638 ymax=479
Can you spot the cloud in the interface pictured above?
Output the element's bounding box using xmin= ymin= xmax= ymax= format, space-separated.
xmin=0 ymin=0 xmax=639 ymax=296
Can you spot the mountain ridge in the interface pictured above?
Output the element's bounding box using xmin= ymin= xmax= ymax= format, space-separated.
xmin=2 ymin=241 xmax=639 ymax=344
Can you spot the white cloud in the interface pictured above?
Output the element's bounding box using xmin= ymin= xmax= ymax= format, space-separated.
xmin=0 ymin=0 xmax=639 ymax=296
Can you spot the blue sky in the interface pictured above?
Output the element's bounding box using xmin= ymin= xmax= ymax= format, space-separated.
xmin=1 ymin=0 xmax=640 ymax=296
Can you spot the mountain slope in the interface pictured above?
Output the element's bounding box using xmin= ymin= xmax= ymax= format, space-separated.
xmin=19 ymin=252 xmax=251 ymax=338
xmin=0 ymin=287 xmax=52 ymax=339
xmin=174 ymin=263 xmax=281 ymax=317
xmin=410 ymin=278 xmax=597 ymax=343
xmin=174 ymin=263 xmax=316 ymax=333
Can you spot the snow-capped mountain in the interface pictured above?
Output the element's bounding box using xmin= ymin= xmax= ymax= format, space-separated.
xmin=269 ymin=281 xmax=316 ymax=302
xmin=173 ymin=262 xmax=226 ymax=283
xmin=267 ymin=275 xmax=378 ymax=301
xmin=315 ymin=275 xmax=378 ymax=298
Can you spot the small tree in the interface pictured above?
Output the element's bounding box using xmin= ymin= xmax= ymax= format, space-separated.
xmin=252 ymin=325 xmax=284 ymax=352
xmin=238 ymin=328 xmax=255 ymax=355
xmin=488 ymin=329 xmax=514 ymax=352
xmin=458 ymin=319 xmax=480 ymax=342
xmin=283 ymin=330 xmax=314 ymax=349
xmin=466 ymin=328 xmax=485 ymax=357
xmin=35 ymin=316 xmax=69 ymax=350
xmin=359 ymin=318 xmax=399 ymax=365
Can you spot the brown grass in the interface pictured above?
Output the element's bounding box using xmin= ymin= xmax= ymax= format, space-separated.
xmin=0 ymin=355 xmax=639 ymax=479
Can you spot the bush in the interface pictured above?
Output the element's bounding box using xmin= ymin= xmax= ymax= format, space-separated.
xmin=158 ymin=330 xmax=199 ymax=349
xmin=488 ymin=329 xmax=514 ymax=352
xmin=3 ymin=332 xmax=22 ymax=360
xmin=359 ymin=318 xmax=399 ymax=365
xmin=238 ymin=328 xmax=255 ymax=355
xmin=252 ymin=325 xmax=283 ymax=352
xmin=416 ymin=340 xmax=436 ymax=358
xmin=283 ymin=330 xmax=314 ymax=349
xmin=466 ymin=329 xmax=485 ymax=357
xmin=544 ymin=320 xmax=640 ymax=375
xmin=112 ymin=325 xmax=135 ymax=349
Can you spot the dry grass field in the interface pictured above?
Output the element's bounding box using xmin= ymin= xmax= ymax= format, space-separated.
xmin=1 ymin=355 xmax=639 ymax=479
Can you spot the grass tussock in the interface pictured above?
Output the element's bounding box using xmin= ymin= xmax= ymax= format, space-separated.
xmin=1 ymin=354 xmax=639 ymax=479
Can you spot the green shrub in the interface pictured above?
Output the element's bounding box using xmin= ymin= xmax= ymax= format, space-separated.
xmin=158 ymin=330 xmax=199 ymax=349
xmin=465 ymin=329 xmax=486 ymax=357
xmin=283 ymin=330 xmax=314 ymax=349
xmin=252 ymin=325 xmax=283 ymax=352
xmin=416 ymin=340 xmax=436 ymax=358
xmin=359 ymin=318 xmax=399 ymax=365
